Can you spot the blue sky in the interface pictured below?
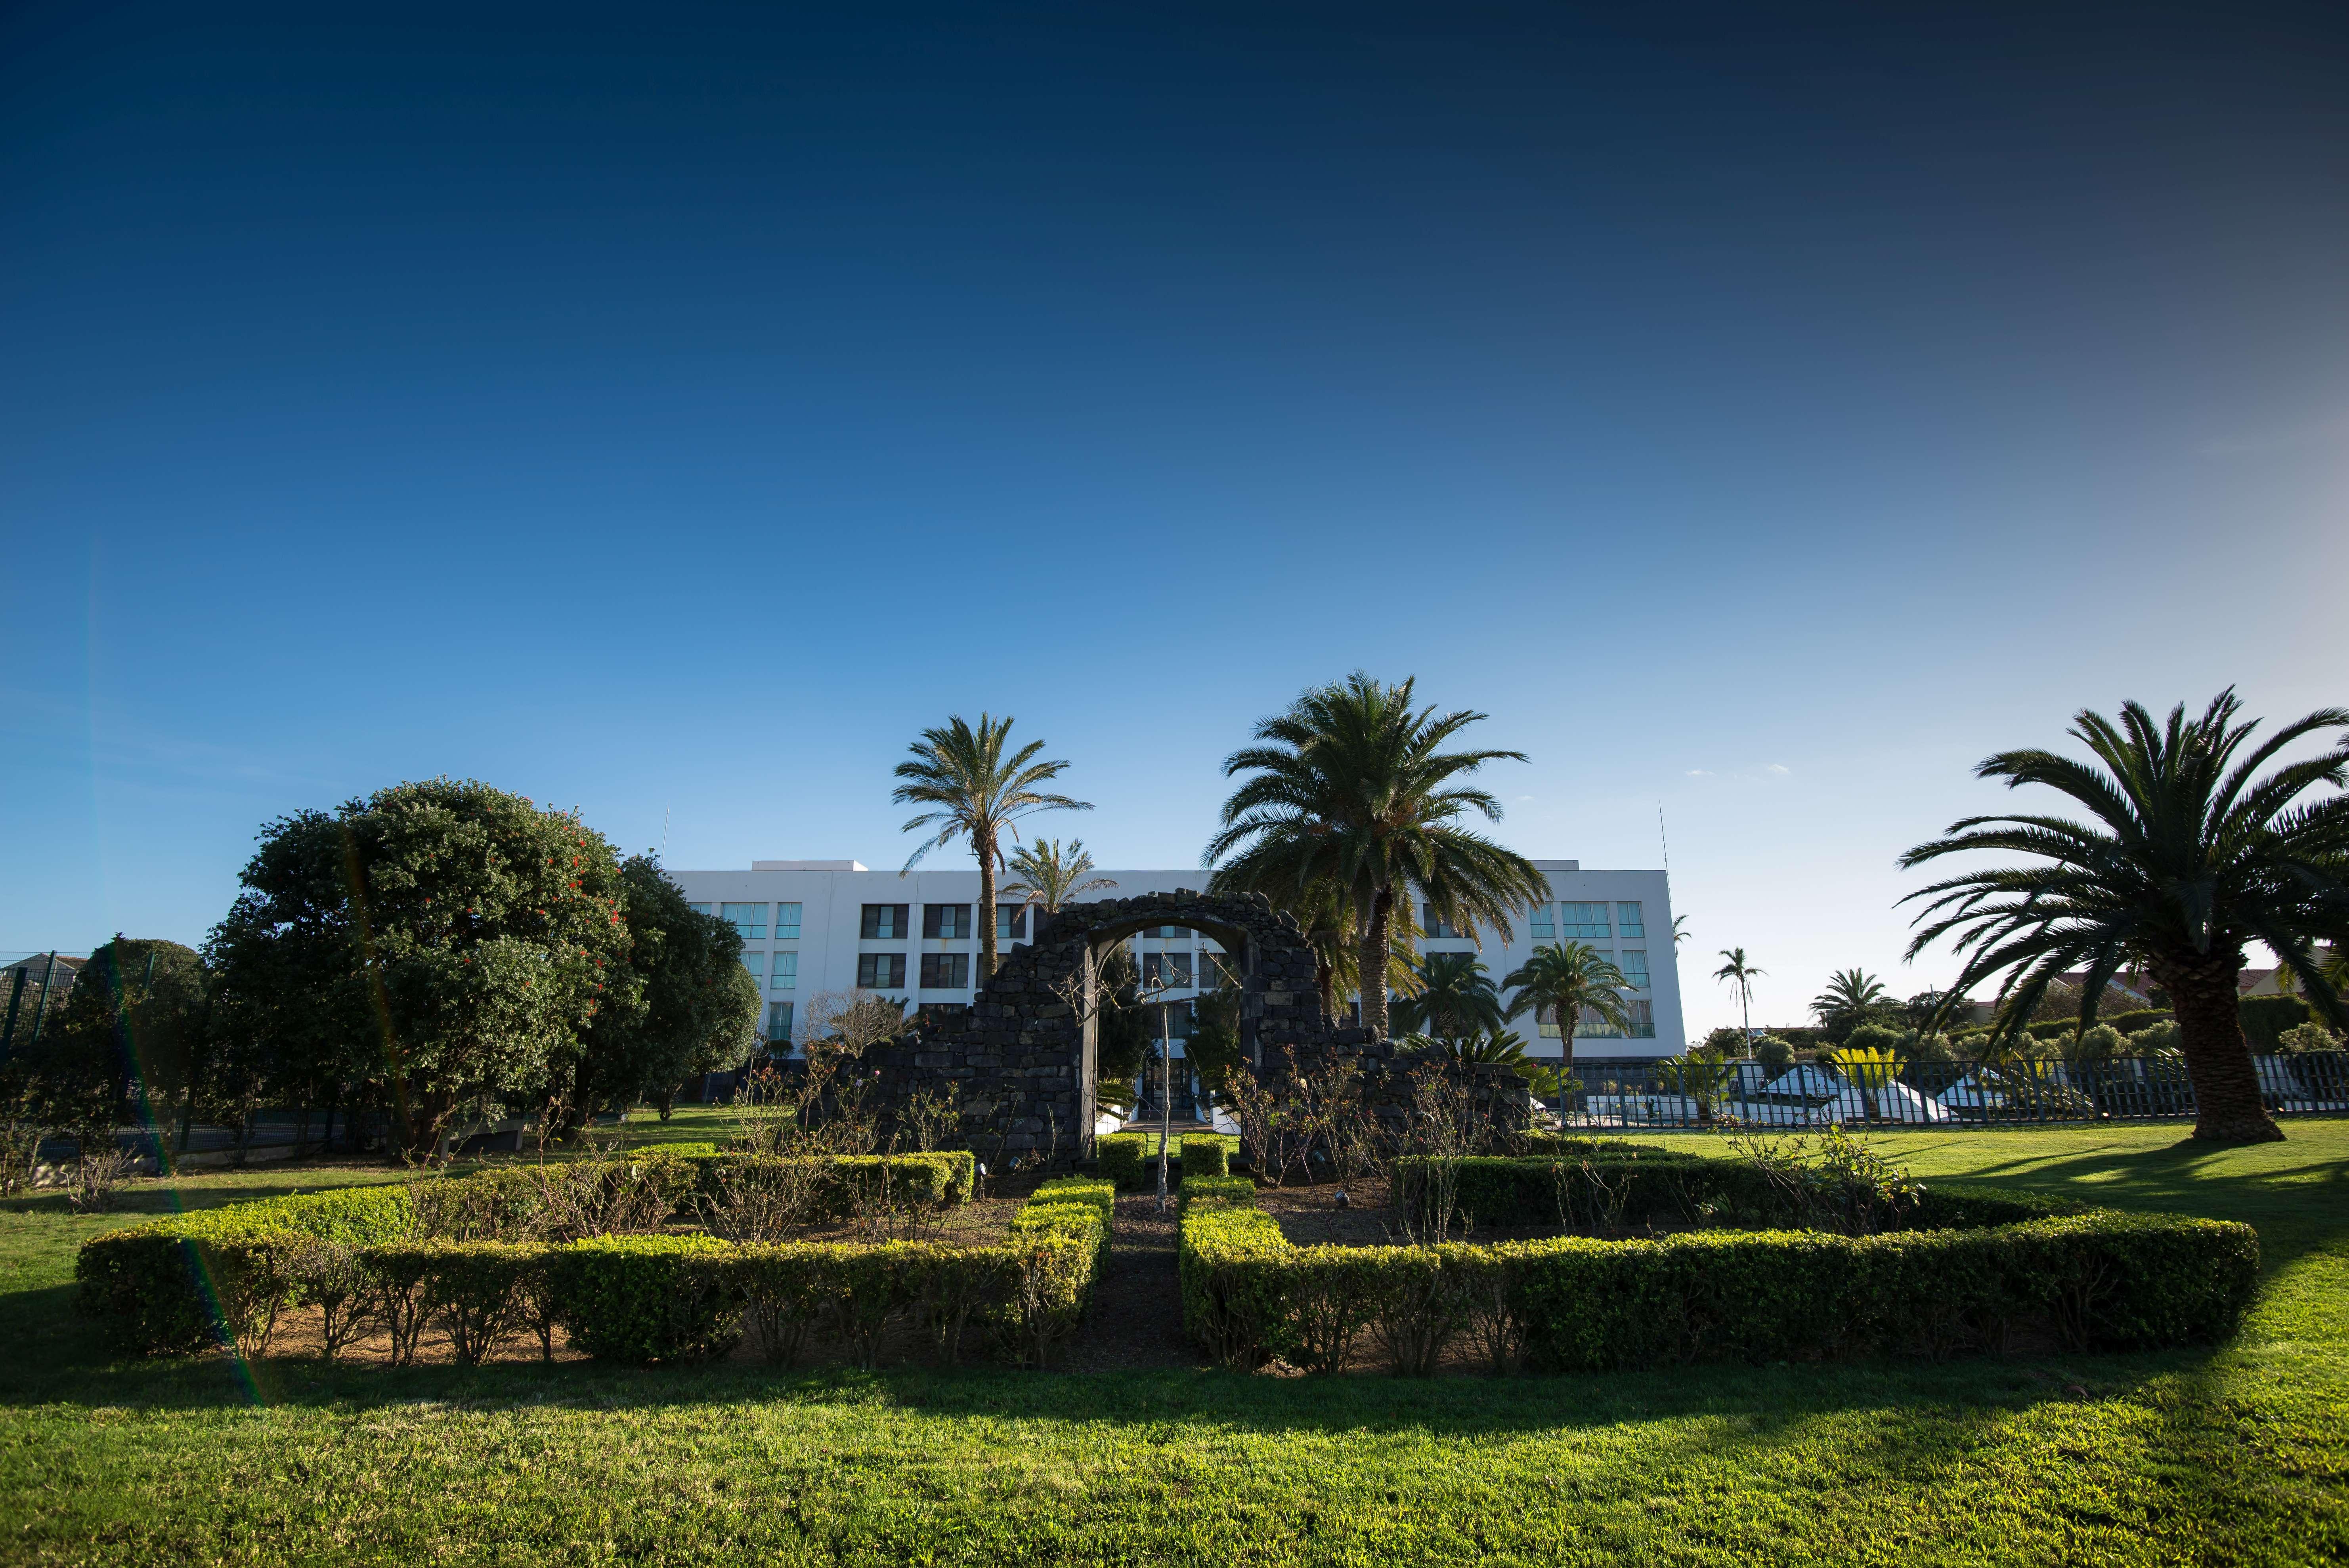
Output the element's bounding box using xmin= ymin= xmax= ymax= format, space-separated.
xmin=5 ymin=2 xmax=2346 ymax=1035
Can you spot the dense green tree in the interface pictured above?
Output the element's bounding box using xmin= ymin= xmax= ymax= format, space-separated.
xmin=894 ymin=715 xmax=1091 ymax=984
xmin=1809 ymin=968 xmax=1895 ymax=1041
xmin=1502 ymin=942 xmax=1631 ymax=1082
xmin=1390 ymin=951 xmax=1505 ymax=1043
xmin=1206 ymin=673 xmax=1548 ymax=1039
xmin=574 ymin=856 xmax=763 ymax=1118
xmin=1185 ymin=982 xmax=1246 ymax=1094
xmin=1903 ymin=691 xmax=2349 ymax=1142
xmin=206 ymin=779 xmax=632 ymax=1154
xmin=14 ymin=936 xmax=208 ymax=1147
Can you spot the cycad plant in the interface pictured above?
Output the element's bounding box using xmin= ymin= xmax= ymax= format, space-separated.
xmin=893 ymin=715 xmax=1091 ymax=983
xmin=1901 ymin=691 xmax=2349 ymax=1142
xmin=1002 ymin=838 xmax=1118 ymax=919
xmin=1206 ymin=673 xmax=1549 ymax=1038
xmin=1502 ymin=942 xmax=1631 ymax=1083
xmin=1390 ymin=951 xmax=1505 ymax=1043
xmin=1401 ymin=1026 xmax=1561 ymax=1099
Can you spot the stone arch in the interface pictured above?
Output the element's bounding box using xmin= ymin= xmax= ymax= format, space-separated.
xmin=862 ymin=889 xmax=1364 ymax=1166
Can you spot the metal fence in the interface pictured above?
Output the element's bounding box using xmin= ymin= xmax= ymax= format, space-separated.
xmin=1555 ymin=1052 xmax=2349 ymax=1129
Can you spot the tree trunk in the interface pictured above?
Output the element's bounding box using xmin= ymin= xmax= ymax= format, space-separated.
xmin=1358 ymin=888 xmax=1395 ymax=1039
xmin=977 ymin=829 xmax=998 ymax=985
xmin=2152 ymin=947 xmax=2283 ymax=1142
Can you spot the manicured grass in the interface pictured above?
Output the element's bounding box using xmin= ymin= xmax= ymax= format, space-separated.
xmin=4 ymin=1123 xmax=2345 ymax=1564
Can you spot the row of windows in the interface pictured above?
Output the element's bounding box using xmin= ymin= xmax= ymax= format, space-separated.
xmin=1423 ymin=901 xmax=1648 ymax=942
xmin=1534 ymin=999 xmax=1659 ymax=1039
xmin=747 ymin=944 xmax=1635 ymax=995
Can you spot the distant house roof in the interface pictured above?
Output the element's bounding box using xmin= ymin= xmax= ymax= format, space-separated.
xmin=2 ymin=953 xmax=86 ymax=983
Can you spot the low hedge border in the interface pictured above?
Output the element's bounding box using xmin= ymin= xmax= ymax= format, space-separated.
xmin=1095 ymin=1134 xmax=1239 ymax=1190
xmin=1180 ymin=1177 xmax=2257 ymax=1374
xmin=78 ymin=1166 xmax=1105 ymax=1368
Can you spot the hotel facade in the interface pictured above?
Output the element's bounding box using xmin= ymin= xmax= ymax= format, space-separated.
xmin=667 ymin=859 xmax=1685 ymax=1071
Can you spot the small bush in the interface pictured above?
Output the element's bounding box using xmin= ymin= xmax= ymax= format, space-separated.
xmin=2276 ymin=1021 xmax=2340 ymax=1054
xmin=1179 ymin=1133 xmax=1237 ymax=1180
xmin=1095 ymin=1133 xmax=1152 ymax=1190
xmin=1024 ymin=1176 xmax=1116 ymax=1228
xmin=1179 ymin=1174 xmax=1256 ymax=1213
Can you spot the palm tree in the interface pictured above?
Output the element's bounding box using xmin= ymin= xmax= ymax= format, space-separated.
xmin=1671 ymin=915 xmax=1692 ymax=949
xmin=1902 ymin=691 xmax=2349 ymax=1143
xmin=1205 ymin=673 xmax=1550 ymax=1039
xmin=1002 ymin=837 xmax=1118 ymax=920
xmin=1810 ymin=968 xmax=1892 ymax=1039
xmin=893 ymin=715 xmax=1091 ymax=984
xmin=1390 ymin=951 xmax=1506 ymax=1043
xmin=1712 ymin=948 xmax=1764 ymax=1046
xmin=1502 ymin=942 xmax=1632 ymax=1083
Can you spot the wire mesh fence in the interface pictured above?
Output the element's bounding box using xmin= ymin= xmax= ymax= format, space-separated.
xmin=1555 ymin=1052 xmax=2349 ymax=1129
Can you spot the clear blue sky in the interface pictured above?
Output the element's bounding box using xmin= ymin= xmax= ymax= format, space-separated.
xmin=5 ymin=2 xmax=2346 ymax=1036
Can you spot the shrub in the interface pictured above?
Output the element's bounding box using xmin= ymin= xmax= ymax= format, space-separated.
xmin=2127 ymin=1019 xmax=2183 ymax=1054
xmin=1752 ymin=1036 xmax=1796 ymax=1071
xmin=1095 ymin=1133 xmax=1152 ymax=1190
xmin=361 ymin=1240 xmax=543 ymax=1366
xmin=1181 ymin=1178 xmax=2255 ymax=1373
xmin=76 ymin=1186 xmax=416 ymax=1355
xmin=1024 ymin=1176 xmax=1116 ymax=1229
xmin=1179 ymin=1133 xmax=1237 ymax=1180
xmin=545 ymin=1236 xmax=742 ymax=1364
xmin=2276 ymin=1021 xmax=2340 ymax=1054
xmin=2239 ymin=995 xmax=2313 ymax=1055
xmin=2104 ymin=1008 xmax=2172 ymax=1036
xmin=1179 ymin=1174 xmax=1256 ymax=1213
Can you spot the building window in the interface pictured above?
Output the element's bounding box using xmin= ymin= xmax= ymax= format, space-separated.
xmin=721 ymin=903 xmax=767 ymax=940
xmin=741 ymin=953 xmax=765 ymax=986
xmin=860 ymin=904 xmax=909 ymax=940
xmin=1618 ymin=949 xmax=1649 ymax=989
xmin=1617 ymin=902 xmax=1646 ymax=938
xmin=1538 ymin=1006 xmax=1562 ymax=1040
xmin=765 ymin=1001 xmax=794 ymax=1046
xmin=923 ymin=904 xmax=971 ymax=940
xmin=1577 ymin=1002 xmax=1625 ymax=1038
xmin=1200 ymin=951 xmax=1240 ymax=989
xmin=686 ymin=902 xmax=712 ymax=916
xmin=1143 ymin=952 xmax=1193 ymax=987
xmin=771 ymin=952 xmax=797 ymax=990
xmin=857 ymin=953 xmax=906 ymax=989
xmin=1559 ymin=902 xmax=1611 ymax=940
xmin=1530 ymin=903 xmax=1554 ymax=939
xmin=1628 ymin=999 xmax=1655 ymax=1037
xmin=997 ymin=905 xmax=1027 ymax=941
xmin=775 ymin=903 xmax=802 ymax=940
xmin=920 ymin=952 xmax=970 ymax=989
xmin=1422 ymin=905 xmax=1466 ymax=940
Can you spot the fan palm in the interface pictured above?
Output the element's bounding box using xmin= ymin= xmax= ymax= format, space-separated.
xmin=1712 ymin=948 xmax=1764 ymax=1045
xmin=893 ymin=715 xmax=1091 ymax=983
xmin=1902 ymin=691 xmax=2349 ymax=1142
xmin=1002 ymin=838 xmax=1118 ymax=919
xmin=1810 ymin=968 xmax=1892 ymax=1039
xmin=1390 ymin=951 xmax=1505 ymax=1043
xmin=1205 ymin=673 xmax=1549 ymax=1039
xmin=1502 ymin=942 xmax=1631 ymax=1082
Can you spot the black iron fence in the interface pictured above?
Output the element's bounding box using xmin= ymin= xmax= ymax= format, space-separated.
xmin=1554 ymin=1052 xmax=2349 ymax=1129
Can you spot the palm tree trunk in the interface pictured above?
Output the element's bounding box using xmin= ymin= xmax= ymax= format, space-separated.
xmin=1559 ymin=1014 xmax=1578 ymax=1106
xmin=1359 ymin=888 xmax=1394 ymax=1039
xmin=2153 ymin=950 xmax=2283 ymax=1142
xmin=977 ymin=829 xmax=998 ymax=984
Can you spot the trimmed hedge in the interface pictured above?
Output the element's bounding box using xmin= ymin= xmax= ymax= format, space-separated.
xmin=1180 ymin=1174 xmax=1257 ymax=1213
xmin=79 ymin=1162 xmax=1103 ymax=1368
xmin=1179 ymin=1134 xmax=1237 ymax=1179
xmin=1180 ymin=1177 xmax=2257 ymax=1373
xmin=76 ymin=1185 xmax=416 ymax=1355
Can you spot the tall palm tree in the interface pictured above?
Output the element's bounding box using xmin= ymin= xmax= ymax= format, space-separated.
xmin=1712 ymin=947 xmax=1764 ymax=1045
xmin=1263 ymin=876 xmax=1423 ymax=1025
xmin=1002 ymin=838 xmax=1118 ymax=919
xmin=1902 ymin=691 xmax=2349 ymax=1143
xmin=1809 ymin=968 xmax=1892 ymax=1039
xmin=893 ymin=715 xmax=1091 ymax=984
xmin=1502 ymin=942 xmax=1631 ymax=1083
xmin=1390 ymin=951 xmax=1506 ymax=1043
xmin=1205 ymin=673 xmax=1550 ymax=1039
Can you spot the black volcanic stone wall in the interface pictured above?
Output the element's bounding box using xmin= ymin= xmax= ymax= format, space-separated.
xmin=862 ymin=889 xmax=1522 ymax=1168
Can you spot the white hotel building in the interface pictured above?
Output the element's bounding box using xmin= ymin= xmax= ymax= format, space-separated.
xmin=669 ymin=860 xmax=1686 ymax=1069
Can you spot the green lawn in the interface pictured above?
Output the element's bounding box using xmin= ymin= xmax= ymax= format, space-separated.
xmin=4 ymin=1121 xmax=2345 ymax=1566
